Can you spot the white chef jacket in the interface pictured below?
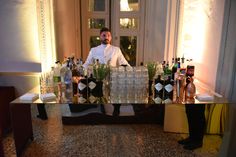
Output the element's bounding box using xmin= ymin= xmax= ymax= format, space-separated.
xmin=83 ymin=44 xmax=130 ymax=69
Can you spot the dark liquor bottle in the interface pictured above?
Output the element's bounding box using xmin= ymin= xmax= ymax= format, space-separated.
xmin=180 ymin=55 xmax=186 ymax=74
xmin=177 ymin=57 xmax=181 ymax=67
xmin=163 ymin=61 xmax=170 ymax=75
xmin=162 ymin=60 xmax=166 ymax=71
xmin=71 ymin=59 xmax=79 ymax=96
xmin=88 ymin=74 xmax=97 ymax=97
xmin=171 ymin=58 xmax=175 ymax=68
xmin=163 ymin=76 xmax=174 ymax=103
xmin=154 ymin=75 xmax=164 ymax=104
xmin=78 ymin=75 xmax=88 ymax=103
xmin=186 ymin=65 xmax=194 ymax=77
xmin=171 ymin=58 xmax=178 ymax=80
xmin=186 ymin=60 xmax=194 ymax=84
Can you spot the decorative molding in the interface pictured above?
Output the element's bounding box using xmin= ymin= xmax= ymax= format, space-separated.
xmin=36 ymin=0 xmax=56 ymax=72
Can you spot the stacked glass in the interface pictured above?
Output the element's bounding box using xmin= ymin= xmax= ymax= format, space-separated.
xmin=110 ymin=67 xmax=119 ymax=103
xmin=134 ymin=66 xmax=149 ymax=103
xmin=39 ymin=72 xmax=54 ymax=94
xmin=110 ymin=66 xmax=149 ymax=103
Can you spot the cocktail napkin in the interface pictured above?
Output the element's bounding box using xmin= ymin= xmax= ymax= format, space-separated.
xmin=20 ymin=93 xmax=39 ymax=101
xmin=119 ymin=105 xmax=135 ymax=116
xmin=196 ymin=94 xmax=214 ymax=101
xmin=40 ymin=93 xmax=56 ymax=101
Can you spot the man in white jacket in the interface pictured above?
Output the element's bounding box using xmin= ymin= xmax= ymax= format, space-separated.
xmin=83 ymin=27 xmax=130 ymax=69
xmin=83 ymin=27 xmax=131 ymax=116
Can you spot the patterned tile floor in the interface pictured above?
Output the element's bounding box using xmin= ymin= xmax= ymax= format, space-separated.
xmin=2 ymin=104 xmax=222 ymax=157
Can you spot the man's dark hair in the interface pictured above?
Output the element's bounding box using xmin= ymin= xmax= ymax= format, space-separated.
xmin=100 ymin=27 xmax=110 ymax=34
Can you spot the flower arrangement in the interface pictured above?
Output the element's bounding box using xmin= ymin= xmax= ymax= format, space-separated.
xmin=147 ymin=62 xmax=157 ymax=80
xmin=93 ymin=64 xmax=110 ymax=81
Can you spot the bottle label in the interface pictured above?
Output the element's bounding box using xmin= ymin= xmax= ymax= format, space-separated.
xmin=78 ymin=96 xmax=87 ymax=103
xmin=53 ymin=76 xmax=61 ymax=83
xmin=165 ymin=84 xmax=173 ymax=93
xmin=186 ymin=65 xmax=194 ymax=77
xmin=89 ymin=95 xmax=96 ymax=103
xmin=164 ymin=98 xmax=172 ymax=104
xmin=180 ymin=68 xmax=186 ymax=74
xmin=78 ymin=82 xmax=86 ymax=90
xmin=64 ymin=75 xmax=71 ymax=84
xmin=154 ymin=97 xmax=162 ymax=104
xmin=89 ymin=81 xmax=96 ymax=90
xmin=155 ymin=83 xmax=163 ymax=91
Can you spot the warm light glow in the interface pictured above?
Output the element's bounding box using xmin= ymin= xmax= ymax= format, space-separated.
xmin=120 ymin=0 xmax=131 ymax=26
xmin=37 ymin=0 xmax=56 ymax=72
xmin=178 ymin=0 xmax=211 ymax=63
xmin=18 ymin=1 xmax=40 ymax=63
xmin=120 ymin=0 xmax=131 ymax=11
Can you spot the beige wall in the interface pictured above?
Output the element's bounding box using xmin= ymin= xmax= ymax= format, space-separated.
xmin=0 ymin=0 xmax=41 ymax=71
xmin=0 ymin=0 xmax=40 ymax=95
xmin=193 ymin=0 xmax=225 ymax=90
xmin=54 ymin=0 xmax=81 ymax=61
xmin=143 ymin=0 xmax=168 ymax=63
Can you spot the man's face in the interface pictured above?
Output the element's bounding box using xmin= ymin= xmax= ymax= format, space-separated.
xmin=100 ymin=31 xmax=112 ymax=45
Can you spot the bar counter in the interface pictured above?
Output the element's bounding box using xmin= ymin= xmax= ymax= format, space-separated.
xmin=10 ymin=82 xmax=228 ymax=156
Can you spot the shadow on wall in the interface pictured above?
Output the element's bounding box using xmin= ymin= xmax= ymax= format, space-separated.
xmin=0 ymin=61 xmax=41 ymax=73
xmin=0 ymin=75 xmax=40 ymax=97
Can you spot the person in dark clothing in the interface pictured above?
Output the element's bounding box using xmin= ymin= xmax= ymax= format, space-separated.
xmin=37 ymin=104 xmax=48 ymax=120
xmin=178 ymin=104 xmax=206 ymax=150
xmin=0 ymin=123 xmax=5 ymax=157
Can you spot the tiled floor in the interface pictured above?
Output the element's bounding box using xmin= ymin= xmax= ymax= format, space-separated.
xmin=3 ymin=104 xmax=222 ymax=157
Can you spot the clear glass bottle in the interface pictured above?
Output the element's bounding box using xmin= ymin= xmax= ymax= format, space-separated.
xmin=53 ymin=61 xmax=61 ymax=96
xmin=64 ymin=61 xmax=73 ymax=101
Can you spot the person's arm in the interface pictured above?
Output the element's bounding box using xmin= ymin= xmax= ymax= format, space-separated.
xmin=83 ymin=49 xmax=94 ymax=69
xmin=117 ymin=48 xmax=130 ymax=66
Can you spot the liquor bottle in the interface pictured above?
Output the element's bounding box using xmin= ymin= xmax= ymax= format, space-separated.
xmin=174 ymin=60 xmax=181 ymax=81
xmin=49 ymin=67 xmax=54 ymax=93
xmin=71 ymin=58 xmax=79 ymax=96
xmin=171 ymin=58 xmax=178 ymax=80
xmin=53 ymin=61 xmax=61 ymax=96
xmin=162 ymin=60 xmax=166 ymax=71
xmin=180 ymin=55 xmax=186 ymax=74
xmin=77 ymin=58 xmax=84 ymax=76
xmin=60 ymin=62 xmax=67 ymax=83
xmin=170 ymin=58 xmax=175 ymax=68
xmin=186 ymin=59 xmax=194 ymax=84
xmin=53 ymin=61 xmax=61 ymax=82
xmin=88 ymin=74 xmax=98 ymax=101
xmin=154 ymin=75 xmax=164 ymax=104
xmin=185 ymin=76 xmax=196 ymax=101
xmin=163 ymin=76 xmax=174 ymax=103
xmin=176 ymin=74 xmax=185 ymax=102
xmin=177 ymin=57 xmax=181 ymax=67
xmin=186 ymin=65 xmax=194 ymax=77
xmin=93 ymin=59 xmax=100 ymax=80
xmin=64 ymin=61 xmax=73 ymax=101
xmin=163 ymin=61 xmax=169 ymax=75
